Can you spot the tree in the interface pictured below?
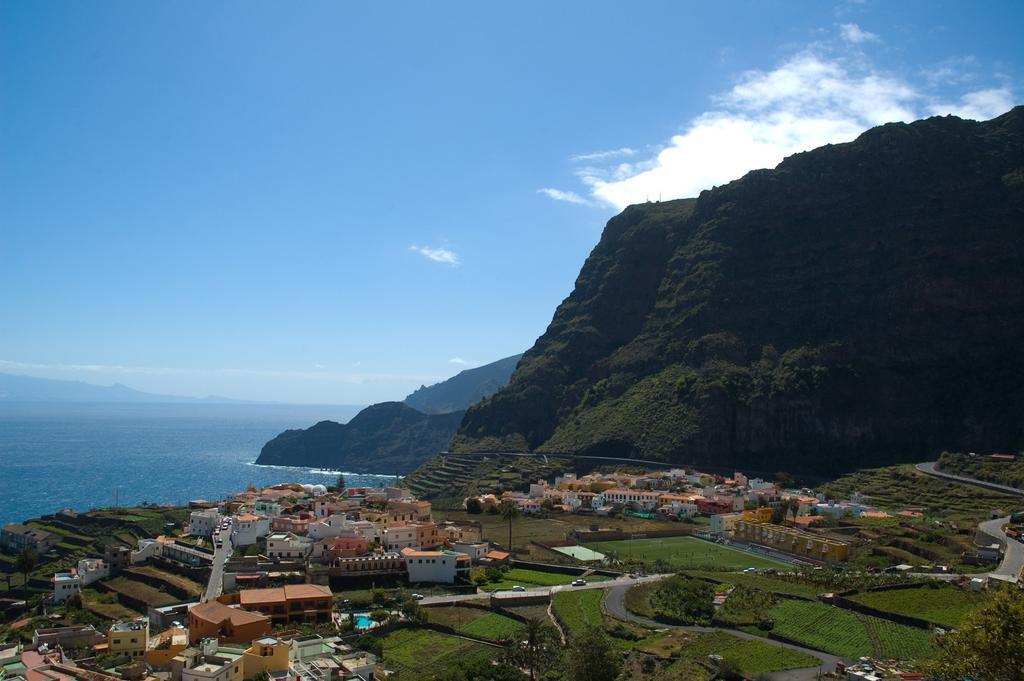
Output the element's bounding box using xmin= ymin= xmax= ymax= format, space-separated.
xmin=399 ymin=597 xmax=425 ymax=624
xmin=922 ymin=587 xmax=1024 ymax=680
xmin=333 ymin=474 xmax=345 ymax=493
xmin=564 ymin=626 xmax=620 ymax=681
xmin=252 ymin=671 xmax=270 ymax=681
xmin=15 ymin=548 xmax=37 ymax=595
xmin=501 ymin=617 xmax=561 ymax=681
xmin=499 ymin=500 xmax=519 ymax=552
xmin=465 ymin=497 xmax=483 ymax=514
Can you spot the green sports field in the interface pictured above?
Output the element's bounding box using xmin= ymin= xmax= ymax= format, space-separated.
xmin=584 ymin=536 xmax=792 ymax=571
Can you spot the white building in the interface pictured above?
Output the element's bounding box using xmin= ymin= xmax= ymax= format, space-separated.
xmin=231 ymin=514 xmax=271 ymax=547
xmin=401 ymin=548 xmax=470 ymax=584
xmin=450 ymin=542 xmax=489 ymax=563
xmin=265 ymin=532 xmax=314 ymax=560
xmin=528 ymin=481 xmax=548 ymax=498
xmin=53 ymin=558 xmax=109 ymax=603
xmin=182 ymin=659 xmax=234 ymax=681
xmin=306 ymin=514 xmax=354 ymax=541
xmin=253 ymin=501 xmax=283 ymax=517
xmin=188 ymin=510 xmax=223 ymax=538
xmin=382 ymin=525 xmax=417 ymax=551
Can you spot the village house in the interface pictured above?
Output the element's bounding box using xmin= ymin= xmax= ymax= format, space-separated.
xmin=231 ymin=514 xmax=271 ymax=547
xmin=270 ymin=515 xmax=311 ymax=535
xmin=229 ymin=584 xmax=333 ymax=625
xmin=329 ymin=552 xmax=405 ymax=579
xmin=264 ymin=532 xmax=313 ymax=561
xmin=52 ymin=557 xmax=109 ymax=603
xmin=187 ymin=600 xmax=272 ymax=645
xmin=310 ymin=535 xmax=369 ymax=562
xmin=402 ymin=547 xmax=471 ymax=584
xmin=189 ymin=510 xmax=224 ymax=538
xmin=1 ymin=523 xmax=58 ymax=553
xmin=108 ymin=619 xmax=150 ymax=660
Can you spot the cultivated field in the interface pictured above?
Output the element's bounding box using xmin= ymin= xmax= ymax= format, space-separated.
xmin=848 ymin=584 xmax=986 ymax=628
xmin=639 ymin=630 xmax=820 ymax=676
xmin=766 ymin=599 xmax=935 ymax=660
xmin=584 ymin=536 xmax=791 ymax=571
xmin=481 ymin=568 xmax=608 ymax=592
xmin=551 ymin=589 xmax=604 ymax=635
xmin=379 ymin=628 xmax=497 ymax=678
xmin=423 ymin=606 xmax=523 ymax=641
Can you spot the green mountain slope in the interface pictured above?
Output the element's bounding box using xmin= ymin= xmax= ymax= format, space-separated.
xmin=453 ymin=107 xmax=1024 ymax=476
xmin=403 ymin=354 xmax=523 ymax=414
xmin=256 ymin=402 xmax=464 ymax=474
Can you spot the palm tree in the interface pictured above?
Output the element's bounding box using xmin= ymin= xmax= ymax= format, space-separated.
xmin=15 ymin=547 xmax=37 ymax=596
xmin=499 ymin=500 xmax=519 ymax=553
xmin=503 ymin=617 xmax=558 ymax=681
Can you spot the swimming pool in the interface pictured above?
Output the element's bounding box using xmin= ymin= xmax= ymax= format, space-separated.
xmin=354 ymin=614 xmax=374 ymax=629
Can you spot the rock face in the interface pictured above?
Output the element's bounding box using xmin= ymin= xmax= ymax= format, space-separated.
xmin=403 ymin=354 xmax=523 ymax=414
xmin=256 ymin=402 xmax=465 ymax=474
xmin=453 ymin=108 xmax=1024 ymax=476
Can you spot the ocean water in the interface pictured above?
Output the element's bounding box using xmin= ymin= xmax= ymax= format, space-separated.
xmin=0 ymin=402 xmax=392 ymax=527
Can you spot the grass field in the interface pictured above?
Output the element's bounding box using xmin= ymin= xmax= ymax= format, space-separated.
xmin=848 ymin=584 xmax=985 ymax=628
xmin=552 ymin=589 xmax=604 ymax=635
xmin=482 ymin=568 xmax=608 ymax=591
xmin=585 ymin=536 xmax=791 ymax=571
xmin=766 ymin=599 xmax=935 ymax=660
xmin=423 ymin=606 xmax=523 ymax=641
xmin=380 ymin=628 xmax=498 ymax=678
xmin=639 ymin=630 xmax=820 ymax=675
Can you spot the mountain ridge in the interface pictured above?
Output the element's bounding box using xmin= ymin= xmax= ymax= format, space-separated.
xmin=452 ymin=107 xmax=1024 ymax=476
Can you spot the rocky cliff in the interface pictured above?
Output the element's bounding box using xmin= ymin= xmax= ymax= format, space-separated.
xmin=403 ymin=354 xmax=523 ymax=414
xmin=453 ymin=107 xmax=1024 ymax=476
xmin=256 ymin=402 xmax=464 ymax=474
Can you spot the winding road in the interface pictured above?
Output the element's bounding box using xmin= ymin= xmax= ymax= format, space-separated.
xmin=916 ymin=461 xmax=1023 ymax=581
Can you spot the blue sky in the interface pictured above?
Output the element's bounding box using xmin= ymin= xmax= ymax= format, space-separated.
xmin=1 ymin=1 xmax=1020 ymax=404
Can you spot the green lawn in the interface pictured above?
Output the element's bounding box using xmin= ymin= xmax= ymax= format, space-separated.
xmin=482 ymin=568 xmax=608 ymax=591
xmin=380 ymin=628 xmax=497 ymax=678
xmin=848 ymin=584 xmax=985 ymax=628
xmin=423 ymin=606 xmax=523 ymax=641
xmin=640 ymin=630 xmax=820 ymax=675
xmin=766 ymin=599 xmax=935 ymax=660
xmin=552 ymin=589 xmax=604 ymax=635
xmin=585 ymin=536 xmax=792 ymax=571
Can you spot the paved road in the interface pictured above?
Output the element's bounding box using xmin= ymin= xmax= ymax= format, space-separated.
xmin=419 ymin=574 xmax=657 ymax=606
xmin=916 ymin=461 xmax=1024 ymax=497
xmin=202 ymin=534 xmax=233 ymax=602
xmin=602 ymin=583 xmax=842 ymax=681
xmin=916 ymin=461 xmax=1023 ymax=580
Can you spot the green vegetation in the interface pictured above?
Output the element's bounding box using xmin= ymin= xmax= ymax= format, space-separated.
xmin=922 ymin=587 xmax=1024 ymax=680
xmin=766 ymin=599 xmax=935 ymax=660
xmin=937 ymin=451 xmax=1024 ymax=489
xmin=380 ymin=628 xmax=497 ymax=679
xmin=423 ymin=607 xmax=523 ymax=642
xmin=848 ymin=583 xmax=986 ymax=628
xmin=639 ymin=630 xmax=820 ymax=676
xmin=585 ymin=536 xmax=791 ymax=571
xmin=551 ymin=589 xmax=604 ymax=636
xmin=79 ymin=589 xmax=141 ymax=620
xmin=687 ymin=567 xmax=911 ymax=597
xmin=645 ymin=575 xmax=714 ymax=624
xmin=404 ymin=453 xmax=573 ymax=508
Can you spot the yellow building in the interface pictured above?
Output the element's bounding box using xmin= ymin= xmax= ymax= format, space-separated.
xmin=735 ymin=520 xmax=849 ymax=562
xmin=108 ymin=619 xmax=149 ymax=659
xmin=145 ymin=626 xmax=189 ymax=667
xmin=742 ymin=508 xmax=774 ymax=524
xmin=242 ymin=637 xmax=290 ymax=680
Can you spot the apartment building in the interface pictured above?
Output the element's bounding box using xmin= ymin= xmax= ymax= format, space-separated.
xmin=734 ymin=520 xmax=849 ymax=562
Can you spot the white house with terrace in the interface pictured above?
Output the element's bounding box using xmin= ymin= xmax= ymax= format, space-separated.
xmin=188 ymin=510 xmax=223 ymax=538
xmin=52 ymin=558 xmax=109 ymax=603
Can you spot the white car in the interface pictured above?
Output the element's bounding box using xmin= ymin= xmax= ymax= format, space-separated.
xmin=511 ymin=585 xmax=526 ymax=592
xmin=411 ymin=593 xmax=424 ymax=600
xmin=571 ymin=579 xmax=587 ymax=586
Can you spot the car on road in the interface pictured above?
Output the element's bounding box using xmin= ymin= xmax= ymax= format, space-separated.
xmin=742 ymin=567 xmax=757 ymax=573
xmin=571 ymin=579 xmax=587 ymax=586
xmin=511 ymin=585 xmax=526 ymax=592
xmin=411 ymin=593 xmax=424 ymax=600
xmin=628 ymin=573 xmax=638 ymax=579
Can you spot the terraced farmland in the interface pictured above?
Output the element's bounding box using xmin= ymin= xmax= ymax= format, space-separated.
xmin=423 ymin=606 xmax=523 ymax=641
xmin=380 ymin=628 xmax=498 ymax=678
xmin=552 ymin=589 xmax=604 ymax=635
xmin=402 ymin=453 xmax=571 ymax=506
xmin=766 ymin=599 xmax=934 ymax=660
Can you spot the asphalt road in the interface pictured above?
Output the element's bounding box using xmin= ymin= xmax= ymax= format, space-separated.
xmin=916 ymin=461 xmax=1023 ymax=580
xmin=915 ymin=461 xmax=1024 ymax=497
xmin=203 ymin=533 xmax=233 ymax=602
xmin=419 ymin=574 xmax=656 ymax=606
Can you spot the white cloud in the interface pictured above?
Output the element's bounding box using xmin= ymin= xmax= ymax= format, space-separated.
xmin=570 ymin=147 xmax=636 ymax=162
xmin=448 ymin=357 xmax=471 ymax=366
xmin=839 ymin=23 xmax=879 ymax=44
xmin=927 ymin=87 xmax=1015 ymax=120
xmin=571 ymin=45 xmax=1016 ymax=210
xmin=409 ymin=245 xmax=460 ymax=266
xmin=538 ymin=188 xmax=590 ymax=205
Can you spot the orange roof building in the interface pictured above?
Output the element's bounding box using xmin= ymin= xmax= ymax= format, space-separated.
xmin=187 ymin=600 xmax=271 ymax=644
xmin=231 ymin=584 xmax=333 ymax=625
